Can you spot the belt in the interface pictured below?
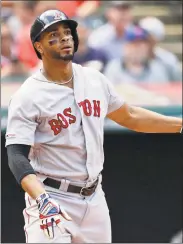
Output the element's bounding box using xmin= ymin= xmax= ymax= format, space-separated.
xmin=43 ymin=177 xmax=99 ymax=197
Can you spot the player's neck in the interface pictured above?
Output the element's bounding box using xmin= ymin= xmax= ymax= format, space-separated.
xmin=42 ymin=61 xmax=73 ymax=83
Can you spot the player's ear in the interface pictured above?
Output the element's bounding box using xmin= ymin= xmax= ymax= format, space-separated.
xmin=34 ymin=42 xmax=43 ymax=56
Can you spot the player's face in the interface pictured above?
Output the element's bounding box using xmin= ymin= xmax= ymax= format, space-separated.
xmin=37 ymin=22 xmax=75 ymax=61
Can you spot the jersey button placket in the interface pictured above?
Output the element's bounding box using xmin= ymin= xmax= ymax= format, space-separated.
xmin=73 ymin=72 xmax=93 ymax=181
xmin=80 ymin=117 xmax=93 ymax=180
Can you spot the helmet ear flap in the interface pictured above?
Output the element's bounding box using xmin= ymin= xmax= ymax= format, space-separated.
xmin=71 ymin=28 xmax=79 ymax=52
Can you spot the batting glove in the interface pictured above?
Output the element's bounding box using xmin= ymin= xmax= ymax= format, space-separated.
xmin=36 ymin=192 xmax=72 ymax=239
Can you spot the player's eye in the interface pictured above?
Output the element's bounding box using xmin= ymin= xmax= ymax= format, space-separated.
xmin=65 ymin=30 xmax=71 ymax=35
xmin=50 ymin=32 xmax=58 ymax=38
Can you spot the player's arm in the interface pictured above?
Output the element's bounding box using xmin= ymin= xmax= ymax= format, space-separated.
xmin=5 ymin=95 xmax=45 ymax=198
xmin=6 ymin=93 xmax=71 ymax=239
xmin=21 ymin=175 xmax=46 ymax=198
xmin=107 ymin=103 xmax=182 ymax=133
xmin=7 ymin=143 xmax=71 ymax=239
xmin=7 ymin=144 xmax=46 ymax=199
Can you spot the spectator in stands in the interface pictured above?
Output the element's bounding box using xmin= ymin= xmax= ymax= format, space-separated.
xmin=73 ymin=19 xmax=108 ymax=72
xmin=56 ymin=0 xmax=100 ymax=19
xmin=12 ymin=1 xmax=40 ymax=70
xmin=1 ymin=22 xmax=13 ymax=69
xmin=27 ymin=1 xmax=58 ymax=72
xmin=139 ymin=17 xmax=182 ymax=82
xmin=7 ymin=1 xmax=38 ymax=39
xmin=88 ymin=1 xmax=134 ymax=60
xmin=1 ymin=1 xmax=14 ymax=22
xmin=104 ymin=26 xmax=172 ymax=85
xmin=34 ymin=1 xmax=57 ymax=16
xmin=1 ymin=56 xmax=31 ymax=82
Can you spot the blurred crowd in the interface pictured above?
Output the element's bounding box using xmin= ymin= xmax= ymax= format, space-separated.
xmin=1 ymin=0 xmax=182 ymax=85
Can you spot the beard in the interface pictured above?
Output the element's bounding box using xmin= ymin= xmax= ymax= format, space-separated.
xmin=49 ymin=49 xmax=74 ymax=61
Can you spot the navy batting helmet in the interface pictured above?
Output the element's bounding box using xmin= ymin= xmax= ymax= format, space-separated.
xmin=30 ymin=9 xmax=79 ymax=59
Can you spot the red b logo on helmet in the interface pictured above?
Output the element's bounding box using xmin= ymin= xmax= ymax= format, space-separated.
xmin=54 ymin=12 xmax=62 ymax=20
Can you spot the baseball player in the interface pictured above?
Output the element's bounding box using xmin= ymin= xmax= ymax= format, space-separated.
xmin=6 ymin=9 xmax=182 ymax=243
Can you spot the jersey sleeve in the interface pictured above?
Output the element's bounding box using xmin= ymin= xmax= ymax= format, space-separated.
xmin=5 ymin=92 xmax=39 ymax=147
xmin=102 ymin=74 xmax=125 ymax=115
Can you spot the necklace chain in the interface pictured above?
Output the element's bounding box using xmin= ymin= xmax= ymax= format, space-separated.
xmin=41 ymin=69 xmax=73 ymax=85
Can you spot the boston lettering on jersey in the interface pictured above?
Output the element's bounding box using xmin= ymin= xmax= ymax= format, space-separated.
xmin=49 ymin=99 xmax=101 ymax=135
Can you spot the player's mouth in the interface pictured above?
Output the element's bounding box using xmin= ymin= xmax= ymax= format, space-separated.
xmin=61 ymin=45 xmax=72 ymax=51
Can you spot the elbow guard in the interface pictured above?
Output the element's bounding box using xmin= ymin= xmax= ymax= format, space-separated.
xmin=7 ymin=144 xmax=36 ymax=185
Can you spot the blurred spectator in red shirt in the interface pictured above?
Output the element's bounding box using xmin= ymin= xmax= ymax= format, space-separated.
xmin=1 ymin=22 xmax=13 ymax=68
xmin=16 ymin=25 xmax=39 ymax=69
xmin=73 ymin=19 xmax=108 ymax=72
xmin=15 ymin=1 xmax=59 ymax=70
xmin=21 ymin=1 xmax=58 ymax=71
xmin=7 ymin=1 xmax=38 ymax=39
xmin=88 ymin=1 xmax=134 ymax=60
xmin=34 ymin=1 xmax=57 ymax=16
xmin=10 ymin=1 xmax=40 ymax=70
xmin=56 ymin=1 xmax=100 ymax=18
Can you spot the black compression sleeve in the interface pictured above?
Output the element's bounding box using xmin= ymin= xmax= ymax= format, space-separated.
xmin=7 ymin=144 xmax=36 ymax=185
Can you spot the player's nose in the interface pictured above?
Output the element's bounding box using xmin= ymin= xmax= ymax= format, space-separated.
xmin=60 ymin=36 xmax=71 ymax=43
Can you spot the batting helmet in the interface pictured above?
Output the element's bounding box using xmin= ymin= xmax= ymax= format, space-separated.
xmin=30 ymin=9 xmax=79 ymax=59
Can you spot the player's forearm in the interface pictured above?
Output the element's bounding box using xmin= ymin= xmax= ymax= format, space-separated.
xmin=129 ymin=106 xmax=182 ymax=133
xmin=7 ymin=144 xmax=46 ymax=200
xmin=21 ymin=174 xmax=46 ymax=200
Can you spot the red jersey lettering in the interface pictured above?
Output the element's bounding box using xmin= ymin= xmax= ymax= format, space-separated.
xmin=93 ymin=100 xmax=101 ymax=117
xmin=79 ymin=99 xmax=92 ymax=116
xmin=48 ymin=119 xmax=62 ymax=135
xmin=57 ymin=113 xmax=69 ymax=128
xmin=63 ymin=108 xmax=76 ymax=124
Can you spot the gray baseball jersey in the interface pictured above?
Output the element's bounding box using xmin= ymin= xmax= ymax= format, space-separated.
xmin=6 ymin=63 xmax=125 ymax=243
xmin=6 ymin=63 xmax=124 ymax=183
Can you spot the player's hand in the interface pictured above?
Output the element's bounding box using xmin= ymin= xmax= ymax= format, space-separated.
xmin=36 ymin=192 xmax=72 ymax=239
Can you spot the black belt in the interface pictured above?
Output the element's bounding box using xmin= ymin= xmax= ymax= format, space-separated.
xmin=43 ymin=177 xmax=99 ymax=196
